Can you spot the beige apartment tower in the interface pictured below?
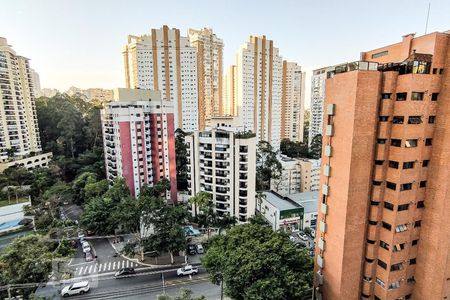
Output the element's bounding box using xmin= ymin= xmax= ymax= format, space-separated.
xmin=223 ymin=65 xmax=237 ymax=116
xmin=188 ymin=28 xmax=224 ymax=129
xmin=314 ymin=31 xmax=450 ymax=300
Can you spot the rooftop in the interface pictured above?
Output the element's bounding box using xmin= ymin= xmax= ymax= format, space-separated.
xmin=288 ymin=192 xmax=319 ymax=213
xmin=262 ymin=191 xmax=301 ymax=211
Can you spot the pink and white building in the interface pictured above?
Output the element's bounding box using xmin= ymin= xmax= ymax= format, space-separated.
xmin=101 ymin=88 xmax=177 ymax=201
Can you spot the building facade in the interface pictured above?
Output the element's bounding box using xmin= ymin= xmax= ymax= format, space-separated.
xmin=223 ymin=65 xmax=237 ymax=116
xmin=30 ymin=68 xmax=41 ymax=98
xmin=271 ymin=155 xmax=302 ymax=196
xmin=314 ymin=31 xmax=450 ymax=300
xmin=281 ymin=61 xmax=305 ymax=142
xmin=188 ymin=28 xmax=223 ymax=128
xmin=236 ymin=35 xmax=283 ymax=150
xmin=186 ymin=129 xmax=257 ymax=222
xmin=101 ymin=88 xmax=177 ymax=201
xmin=288 ymin=191 xmax=319 ymax=230
xmin=123 ymin=26 xmax=199 ymax=131
xmin=0 ymin=37 xmax=51 ymax=171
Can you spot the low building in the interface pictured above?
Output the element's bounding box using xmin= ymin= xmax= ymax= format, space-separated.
xmin=298 ymin=158 xmax=321 ymax=192
xmin=270 ymin=155 xmax=301 ymax=195
xmin=287 ymin=191 xmax=318 ymax=229
xmin=0 ymin=152 xmax=53 ymax=172
xmin=257 ymin=191 xmax=304 ymax=232
xmin=186 ymin=128 xmax=257 ymax=222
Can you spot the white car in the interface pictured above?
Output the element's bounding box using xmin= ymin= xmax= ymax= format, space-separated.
xmin=177 ymin=265 xmax=198 ymax=276
xmin=195 ymin=244 xmax=204 ymax=254
xmin=297 ymin=232 xmax=308 ymax=241
xmin=61 ymin=281 xmax=90 ymax=297
xmin=82 ymin=242 xmax=91 ymax=253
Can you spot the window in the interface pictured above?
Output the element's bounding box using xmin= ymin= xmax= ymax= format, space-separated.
xmin=417 ymin=201 xmax=425 ymax=208
xmin=371 ymin=200 xmax=380 ymax=206
xmin=372 ymin=51 xmax=388 ymax=58
xmin=375 ymin=160 xmax=384 ymax=165
xmin=391 ymin=263 xmax=403 ymax=271
xmin=420 ymin=181 xmax=427 ymax=188
xmin=386 ymin=181 xmax=397 ymax=190
xmin=398 ymin=204 xmax=409 ymax=211
xmin=367 ymin=239 xmax=376 ymax=244
xmin=410 ymin=258 xmax=417 ymax=265
xmin=365 ymin=257 xmax=374 ymax=263
xmin=411 ymin=92 xmax=424 ymax=101
xmin=408 ymin=116 xmax=422 ymax=124
xmin=423 ymin=160 xmax=430 ymax=167
xmin=369 ymin=220 xmax=378 ymax=225
xmin=439 ymin=68 xmax=444 ymax=74
xmin=403 ymin=161 xmax=414 ymax=169
xmin=378 ymin=259 xmax=387 ymax=269
xmin=388 ymin=281 xmax=401 ymax=290
xmin=396 ymin=93 xmax=407 ymax=101
xmin=380 ymin=240 xmax=389 ymax=250
xmin=382 ymin=221 xmax=392 ymax=231
xmin=425 ymin=138 xmax=433 ymax=146
xmin=433 ymin=68 xmax=438 ymax=74
xmin=428 ymin=116 xmax=436 ymax=124
xmin=379 ymin=116 xmax=389 ymax=122
xmin=381 ymin=93 xmax=391 ymax=99
xmin=373 ymin=180 xmax=382 ymax=186
xmin=393 ymin=116 xmax=404 ymax=124
xmin=376 ymin=277 xmax=385 ymax=288
xmin=406 ymin=294 xmax=412 ymax=300
xmin=412 ymin=239 xmax=419 ymax=246
xmin=407 ymin=277 xmax=416 ymax=285
xmin=414 ymin=220 xmax=422 ymax=228
xmin=391 ymin=139 xmax=402 ymax=147
xmin=377 ymin=138 xmax=387 ymax=144
xmin=395 ymin=224 xmax=408 ymax=233
xmin=393 ymin=243 xmax=405 ymax=252
xmin=384 ymin=202 xmax=394 ymax=210
xmin=431 ymin=93 xmax=439 ymax=101
xmin=405 ymin=139 xmax=418 ymax=148
xmin=389 ymin=161 xmax=399 ymax=169
xmin=400 ymin=183 xmax=412 ymax=191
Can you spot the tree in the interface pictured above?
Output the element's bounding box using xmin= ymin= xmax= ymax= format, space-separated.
xmin=256 ymin=141 xmax=281 ymax=190
xmin=80 ymin=196 xmax=118 ymax=235
xmin=309 ymin=134 xmax=322 ymax=159
xmin=280 ymin=139 xmax=309 ymax=158
xmin=175 ymin=128 xmax=189 ymax=191
xmin=202 ymin=223 xmax=313 ymax=300
xmin=72 ymin=171 xmax=98 ymax=204
xmin=157 ymin=288 xmax=206 ymax=300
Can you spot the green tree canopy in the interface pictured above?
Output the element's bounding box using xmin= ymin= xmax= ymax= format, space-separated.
xmin=256 ymin=141 xmax=281 ymax=190
xmin=309 ymin=134 xmax=323 ymax=159
xmin=175 ymin=128 xmax=189 ymax=191
xmin=202 ymin=223 xmax=314 ymax=300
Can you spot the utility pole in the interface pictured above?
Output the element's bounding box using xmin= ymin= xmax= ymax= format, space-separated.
xmin=161 ymin=272 xmax=166 ymax=294
xmin=220 ymin=279 xmax=224 ymax=300
xmin=7 ymin=284 xmax=11 ymax=299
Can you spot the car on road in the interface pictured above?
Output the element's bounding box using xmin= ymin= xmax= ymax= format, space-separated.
xmin=195 ymin=244 xmax=204 ymax=254
xmin=82 ymin=242 xmax=91 ymax=253
xmin=297 ymin=232 xmax=309 ymax=241
xmin=85 ymin=252 xmax=93 ymax=262
xmin=177 ymin=265 xmax=198 ymax=276
xmin=115 ymin=268 xmax=136 ymax=278
xmin=61 ymin=281 xmax=90 ymax=297
xmin=186 ymin=244 xmax=196 ymax=255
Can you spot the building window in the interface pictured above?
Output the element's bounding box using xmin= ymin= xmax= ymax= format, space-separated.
xmin=373 ymin=180 xmax=382 ymax=186
xmin=433 ymin=68 xmax=438 ymax=74
xmin=384 ymin=202 xmax=394 ymax=210
xmin=400 ymin=183 xmax=412 ymax=191
xmin=382 ymin=221 xmax=392 ymax=231
xmin=381 ymin=93 xmax=391 ymax=99
xmin=403 ymin=161 xmax=414 ymax=169
xmin=389 ymin=160 xmax=399 ymax=169
xmin=369 ymin=220 xmax=378 ymax=225
xmin=395 ymin=224 xmax=408 ymax=233
xmin=396 ymin=93 xmax=407 ymax=101
xmin=408 ymin=116 xmax=422 ymax=124
xmin=391 ymin=139 xmax=402 ymax=147
xmin=377 ymin=138 xmax=387 ymax=144
xmin=379 ymin=116 xmax=389 ymax=122
xmin=414 ymin=220 xmax=422 ymax=228
xmin=425 ymin=138 xmax=433 ymax=146
xmin=439 ymin=68 xmax=444 ymax=74
xmin=380 ymin=240 xmax=389 ymax=250
xmin=367 ymin=239 xmax=376 ymax=244
xmin=417 ymin=201 xmax=425 ymax=208
xmin=388 ymin=281 xmax=401 ymax=290
xmin=386 ymin=181 xmax=397 ymax=190
xmin=376 ymin=278 xmax=385 ymax=288
xmin=393 ymin=116 xmax=404 ymax=124
xmin=371 ymin=200 xmax=380 ymax=206
xmin=419 ymin=181 xmax=427 ymax=188
xmin=372 ymin=51 xmax=388 ymax=58
xmin=431 ymin=93 xmax=439 ymax=101
xmin=428 ymin=116 xmax=436 ymax=124
xmin=412 ymin=239 xmax=419 ymax=246
xmin=405 ymin=139 xmax=418 ymax=148
xmin=393 ymin=243 xmax=405 ymax=252
xmin=411 ymin=92 xmax=424 ymax=101
xmin=390 ymin=263 xmax=403 ymax=271
xmin=375 ymin=160 xmax=384 ymax=165
xmin=398 ymin=204 xmax=409 ymax=211
xmin=410 ymin=258 xmax=417 ymax=265
xmin=405 ymin=294 xmax=412 ymax=300
xmin=377 ymin=259 xmax=387 ymax=269
xmin=423 ymin=160 xmax=430 ymax=167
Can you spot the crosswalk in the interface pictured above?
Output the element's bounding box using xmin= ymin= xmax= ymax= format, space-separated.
xmin=74 ymin=259 xmax=139 ymax=276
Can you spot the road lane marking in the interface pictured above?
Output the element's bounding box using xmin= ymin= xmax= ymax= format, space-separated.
xmin=88 ymin=265 xmax=93 ymax=273
xmin=126 ymin=260 xmax=129 ymax=268
xmin=107 ymin=262 xmax=111 ymax=271
xmin=113 ymin=261 xmax=116 ymax=269
xmin=122 ymin=260 xmax=125 ymax=268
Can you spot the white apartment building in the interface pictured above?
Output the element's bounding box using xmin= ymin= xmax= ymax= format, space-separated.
xmin=297 ymin=158 xmax=321 ymax=192
xmin=186 ymin=129 xmax=257 ymax=222
xmin=309 ymin=159 xmax=321 ymax=192
xmin=271 ymin=155 xmax=301 ymax=196
xmin=236 ymin=35 xmax=283 ymax=150
xmin=188 ymin=28 xmax=224 ymax=129
xmin=281 ymin=61 xmax=305 ymax=143
xmin=123 ymin=26 xmax=199 ymax=132
xmin=30 ymin=68 xmax=41 ymax=98
xmin=0 ymin=37 xmax=51 ymax=171
xmin=308 ymin=66 xmax=335 ymax=146
xmin=222 ymin=65 xmax=237 ymax=116
xmin=100 ymin=88 xmax=177 ymax=201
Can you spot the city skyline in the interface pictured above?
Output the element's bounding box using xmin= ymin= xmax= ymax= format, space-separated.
xmin=1 ymin=0 xmax=450 ymax=109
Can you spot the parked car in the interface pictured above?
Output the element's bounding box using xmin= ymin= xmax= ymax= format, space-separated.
xmin=82 ymin=242 xmax=91 ymax=253
xmin=177 ymin=265 xmax=198 ymax=276
xmin=184 ymin=225 xmax=201 ymax=237
xmin=297 ymin=232 xmax=308 ymax=241
xmin=310 ymin=229 xmax=316 ymax=238
xmin=195 ymin=244 xmax=204 ymax=254
xmin=85 ymin=252 xmax=93 ymax=262
xmin=186 ymin=244 xmax=196 ymax=255
xmin=61 ymin=281 xmax=90 ymax=297
xmin=114 ymin=268 xmax=136 ymax=278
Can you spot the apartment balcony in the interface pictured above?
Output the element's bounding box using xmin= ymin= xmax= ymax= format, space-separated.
xmin=216 ymin=187 xmax=229 ymax=194
xmin=239 ymin=174 xmax=248 ymax=180
xmin=239 ymin=165 xmax=248 ymax=171
xmin=216 ymin=195 xmax=229 ymax=202
xmin=239 ymin=200 xmax=247 ymax=206
xmin=215 ymin=171 xmax=228 ymax=178
xmin=216 ymin=179 xmax=228 ymax=186
xmin=216 ymin=162 xmax=228 ymax=169
xmin=239 ymin=191 xmax=247 ymax=197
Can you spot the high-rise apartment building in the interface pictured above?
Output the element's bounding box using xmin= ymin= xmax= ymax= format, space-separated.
xmin=188 ymin=28 xmax=223 ymax=128
xmin=101 ymin=88 xmax=177 ymax=201
xmin=223 ymin=65 xmax=237 ymax=116
xmin=309 ymin=65 xmax=335 ymax=146
xmin=0 ymin=37 xmax=51 ymax=172
xmin=123 ymin=26 xmax=199 ymax=131
xmin=30 ymin=68 xmax=41 ymax=98
xmin=186 ymin=129 xmax=257 ymax=222
xmin=314 ymin=31 xmax=450 ymax=300
xmin=236 ymin=35 xmax=283 ymax=150
xmin=281 ymin=61 xmax=305 ymax=142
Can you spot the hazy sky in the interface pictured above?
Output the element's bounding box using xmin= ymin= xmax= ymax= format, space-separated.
xmin=1 ymin=0 xmax=449 ymax=108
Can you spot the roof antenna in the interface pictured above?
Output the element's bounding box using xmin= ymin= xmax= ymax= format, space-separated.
xmin=425 ymin=2 xmax=431 ymax=34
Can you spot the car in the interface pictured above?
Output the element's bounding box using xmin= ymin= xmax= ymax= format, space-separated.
xmin=114 ymin=268 xmax=136 ymax=278
xmin=310 ymin=229 xmax=316 ymax=238
xmin=85 ymin=252 xmax=93 ymax=262
xmin=195 ymin=244 xmax=204 ymax=254
xmin=186 ymin=244 xmax=196 ymax=255
xmin=61 ymin=281 xmax=90 ymax=297
xmin=82 ymin=242 xmax=91 ymax=253
xmin=297 ymin=232 xmax=309 ymax=241
xmin=177 ymin=265 xmax=198 ymax=276
xmin=78 ymin=232 xmax=85 ymax=239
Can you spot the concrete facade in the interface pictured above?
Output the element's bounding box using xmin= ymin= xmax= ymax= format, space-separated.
xmin=314 ymin=31 xmax=450 ymax=300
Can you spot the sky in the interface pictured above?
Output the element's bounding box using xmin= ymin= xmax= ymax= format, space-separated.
xmin=1 ymin=0 xmax=450 ymax=108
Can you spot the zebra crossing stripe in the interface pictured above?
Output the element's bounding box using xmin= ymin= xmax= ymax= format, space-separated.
xmin=88 ymin=265 xmax=93 ymax=273
xmin=122 ymin=260 xmax=125 ymax=268
xmin=113 ymin=261 xmax=116 ymax=269
xmin=98 ymin=264 xmax=102 ymax=272
xmin=107 ymin=262 xmax=111 ymax=271
xmin=126 ymin=260 xmax=129 ymax=268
